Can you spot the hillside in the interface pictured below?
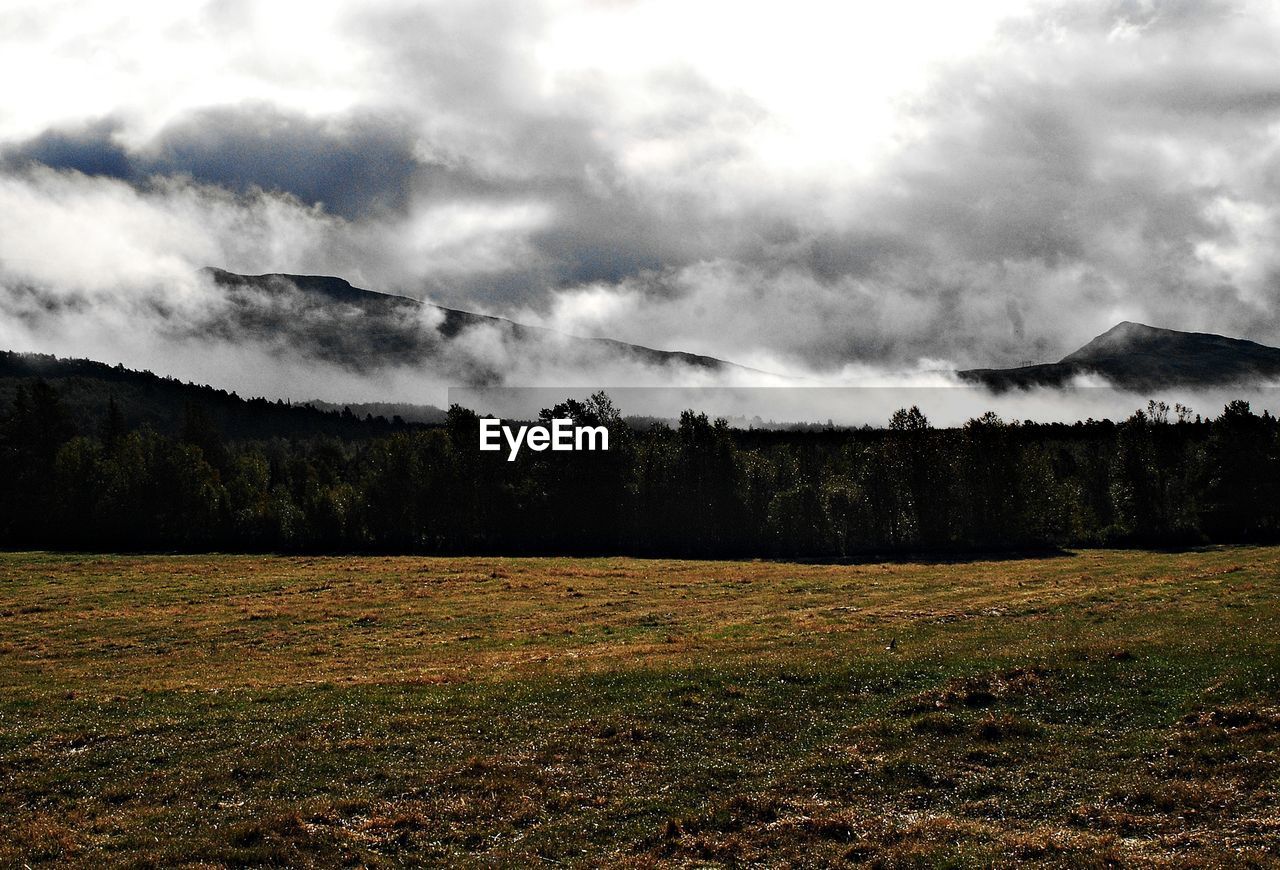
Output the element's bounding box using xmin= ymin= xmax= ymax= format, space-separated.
xmin=0 ymin=351 xmax=426 ymax=440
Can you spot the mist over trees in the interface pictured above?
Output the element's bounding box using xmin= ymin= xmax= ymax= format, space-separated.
xmin=2 ymin=383 xmax=1278 ymax=556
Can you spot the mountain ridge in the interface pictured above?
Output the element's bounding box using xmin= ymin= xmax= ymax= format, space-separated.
xmin=201 ymin=267 xmax=749 ymax=374
xmin=205 ymin=271 xmax=1280 ymax=390
xmin=961 ymin=321 xmax=1280 ymax=390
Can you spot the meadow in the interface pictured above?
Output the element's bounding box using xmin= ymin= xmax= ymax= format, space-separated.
xmin=1 ymin=547 xmax=1278 ymax=867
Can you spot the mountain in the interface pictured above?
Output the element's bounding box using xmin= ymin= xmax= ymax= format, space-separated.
xmin=202 ymin=268 xmax=744 ymax=379
xmin=959 ymin=322 xmax=1280 ymax=390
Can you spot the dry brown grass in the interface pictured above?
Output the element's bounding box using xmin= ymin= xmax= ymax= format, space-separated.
xmin=0 ymin=547 xmax=1277 ymax=866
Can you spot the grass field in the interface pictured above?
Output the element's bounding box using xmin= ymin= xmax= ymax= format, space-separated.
xmin=1 ymin=548 xmax=1278 ymax=867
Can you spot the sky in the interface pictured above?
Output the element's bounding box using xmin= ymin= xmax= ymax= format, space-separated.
xmin=3 ymin=0 xmax=1280 ymax=407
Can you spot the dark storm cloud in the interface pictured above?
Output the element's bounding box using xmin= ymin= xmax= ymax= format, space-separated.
xmin=2 ymin=119 xmax=135 ymax=180
xmin=147 ymin=106 xmax=422 ymax=219
xmin=2 ymin=106 xmax=423 ymax=220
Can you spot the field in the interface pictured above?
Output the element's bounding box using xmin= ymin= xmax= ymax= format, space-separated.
xmin=1 ymin=549 xmax=1278 ymax=867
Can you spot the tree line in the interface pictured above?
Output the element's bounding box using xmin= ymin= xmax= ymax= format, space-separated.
xmin=2 ymin=381 xmax=1278 ymax=555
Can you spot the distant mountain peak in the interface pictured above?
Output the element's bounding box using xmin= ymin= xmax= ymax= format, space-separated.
xmin=961 ymin=322 xmax=1280 ymax=390
xmin=1098 ymin=320 xmax=1161 ymax=338
xmin=1061 ymin=322 xmax=1277 ymax=366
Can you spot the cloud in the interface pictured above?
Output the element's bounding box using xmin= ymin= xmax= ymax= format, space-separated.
xmin=2 ymin=107 xmax=423 ymax=220
xmin=5 ymin=0 xmax=1280 ymax=403
xmin=0 ymin=167 xmax=782 ymax=406
xmin=2 ymin=119 xmax=135 ymax=180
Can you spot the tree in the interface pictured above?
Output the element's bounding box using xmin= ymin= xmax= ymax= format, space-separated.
xmin=1200 ymin=401 xmax=1280 ymax=541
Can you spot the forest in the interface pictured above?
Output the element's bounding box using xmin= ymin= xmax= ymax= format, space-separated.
xmin=2 ymin=378 xmax=1278 ymax=555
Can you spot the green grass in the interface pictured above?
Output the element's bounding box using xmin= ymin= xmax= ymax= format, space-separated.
xmin=1 ymin=548 xmax=1278 ymax=866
